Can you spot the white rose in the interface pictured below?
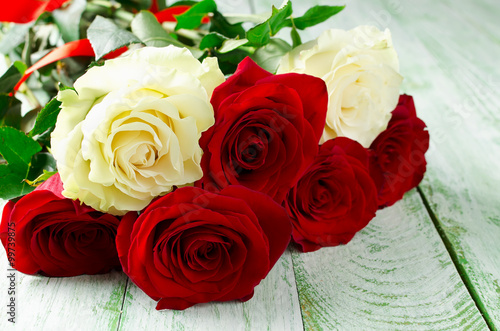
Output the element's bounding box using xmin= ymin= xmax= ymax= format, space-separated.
xmin=277 ymin=26 xmax=403 ymax=147
xmin=51 ymin=46 xmax=225 ymax=215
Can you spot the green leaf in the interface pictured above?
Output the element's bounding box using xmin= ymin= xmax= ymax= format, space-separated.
xmin=0 ymin=167 xmax=36 ymax=199
xmin=169 ymin=1 xmax=199 ymax=6
xmin=291 ymin=26 xmax=302 ymax=48
xmin=0 ymin=95 xmax=13 ymax=121
xmin=209 ymin=10 xmax=245 ymax=39
xmin=116 ymin=0 xmax=152 ymax=10
xmin=0 ymin=23 xmax=33 ymax=54
xmin=0 ymin=95 xmax=19 ymax=121
xmin=219 ymin=38 xmax=248 ymax=53
xmin=31 ymin=123 xmax=55 ymax=148
xmin=156 ymin=0 xmax=168 ymax=10
xmin=251 ymin=38 xmax=292 ymax=73
xmin=281 ymin=5 xmax=345 ymax=30
xmin=0 ymin=126 xmax=42 ymax=199
xmin=0 ymin=95 xmax=22 ymax=130
xmin=174 ymin=0 xmax=216 ymax=31
xmin=13 ymin=61 xmax=28 ymax=75
xmin=87 ymin=16 xmax=142 ymax=60
xmin=223 ymin=13 xmax=270 ymax=25
xmin=139 ymin=0 xmax=153 ymax=9
xmin=22 ymin=28 xmax=34 ymax=67
xmin=58 ymin=83 xmax=76 ymax=91
xmin=29 ymin=98 xmax=62 ymax=138
xmin=26 ymin=152 xmax=57 ymax=186
xmin=212 ymin=49 xmax=249 ymax=75
xmin=0 ymin=127 xmax=41 ymax=169
xmin=0 ymin=62 xmax=27 ymax=94
xmin=87 ymin=60 xmax=106 ymax=70
xmin=131 ymin=11 xmax=185 ymax=47
xmin=246 ymin=0 xmax=293 ymax=47
xmin=52 ymin=0 xmax=87 ymax=42
xmin=21 ymin=108 xmax=38 ymax=133
xmin=24 ymin=170 xmax=57 ymax=187
xmin=199 ymin=32 xmax=227 ymax=50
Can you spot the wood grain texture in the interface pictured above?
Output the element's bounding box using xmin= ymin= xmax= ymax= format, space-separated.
xmin=251 ymin=0 xmax=494 ymax=328
xmin=0 ymin=199 xmax=128 ymax=331
xmin=118 ymin=249 xmax=303 ymax=331
xmin=291 ymin=191 xmax=486 ymax=330
xmin=1 ymin=0 xmax=499 ymax=329
xmin=374 ymin=0 xmax=500 ymax=327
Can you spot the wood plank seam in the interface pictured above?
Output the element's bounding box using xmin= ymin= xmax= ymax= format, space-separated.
xmin=116 ymin=278 xmax=130 ymax=330
xmin=417 ymin=186 xmax=495 ymax=331
xmin=289 ymin=249 xmax=308 ymax=331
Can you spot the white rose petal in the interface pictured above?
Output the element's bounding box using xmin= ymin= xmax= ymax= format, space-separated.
xmin=277 ymin=26 xmax=403 ymax=147
xmin=51 ymin=46 xmax=225 ymax=215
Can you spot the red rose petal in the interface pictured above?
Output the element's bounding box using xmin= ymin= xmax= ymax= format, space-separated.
xmin=210 ymin=57 xmax=271 ymax=112
xmin=118 ymin=186 xmax=292 ymax=309
xmin=219 ymin=186 xmax=291 ymax=269
xmin=369 ymin=95 xmax=429 ymax=207
xmin=286 ymin=138 xmax=378 ymax=252
xmin=156 ymin=297 xmax=194 ymax=311
xmin=116 ymin=211 xmax=139 ymax=273
xmin=257 ymin=73 xmax=328 ymax=144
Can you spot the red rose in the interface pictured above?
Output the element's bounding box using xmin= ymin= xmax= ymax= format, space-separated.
xmin=199 ymin=57 xmax=328 ymax=203
xmin=0 ymin=0 xmax=70 ymax=23
xmin=285 ymin=137 xmax=378 ymax=252
xmin=116 ymin=185 xmax=292 ymax=310
xmin=0 ymin=173 xmax=122 ymax=277
xmin=369 ymin=95 xmax=429 ymax=208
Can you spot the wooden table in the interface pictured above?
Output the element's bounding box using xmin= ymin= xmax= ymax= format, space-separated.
xmin=1 ymin=0 xmax=499 ymax=329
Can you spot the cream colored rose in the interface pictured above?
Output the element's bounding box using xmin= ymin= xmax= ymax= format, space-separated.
xmin=277 ymin=26 xmax=403 ymax=147
xmin=51 ymin=46 xmax=225 ymax=215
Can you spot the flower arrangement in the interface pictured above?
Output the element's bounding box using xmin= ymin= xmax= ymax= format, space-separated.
xmin=0 ymin=0 xmax=429 ymax=310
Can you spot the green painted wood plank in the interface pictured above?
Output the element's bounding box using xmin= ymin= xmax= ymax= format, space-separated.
xmin=291 ymin=190 xmax=486 ymax=330
xmin=0 ymin=199 xmax=128 ymax=330
xmin=372 ymin=0 xmax=500 ymax=327
xmin=118 ymin=249 xmax=303 ymax=331
xmin=1 ymin=1 xmax=497 ymax=329
xmin=251 ymin=0 xmax=492 ymax=328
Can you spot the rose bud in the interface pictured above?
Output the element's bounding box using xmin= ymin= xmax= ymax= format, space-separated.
xmin=369 ymin=94 xmax=429 ymax=208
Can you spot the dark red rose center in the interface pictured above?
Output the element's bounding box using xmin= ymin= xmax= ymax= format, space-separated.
xmin=73 ymin=228 xmax=99 ymax=246
xmin=154 ymin=226 xmax=235 ymax=276
xmin=240 ymin=137 xmax=265 ymax=163
xmin=311 ymin=180 xmax=331 ymax=208
xmin=378 ymin=140 xmax=400 ymax=169
xmin=233 ymin=127 xmax=269 ymax=172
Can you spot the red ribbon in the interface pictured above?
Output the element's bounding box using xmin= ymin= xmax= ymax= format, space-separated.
xmin=0 ymin=0 xmax=71 ymax=23
xmin=14 ymin=5 xmax=210 ymax=92
xmin=155 ymin=5 xmax=211 ymax=24
xmin=14 ymin=40 xmax=127 ymax=91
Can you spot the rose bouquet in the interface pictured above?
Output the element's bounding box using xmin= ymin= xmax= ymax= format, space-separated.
xmin=0 ymin=0 xmax=429 ymax=310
